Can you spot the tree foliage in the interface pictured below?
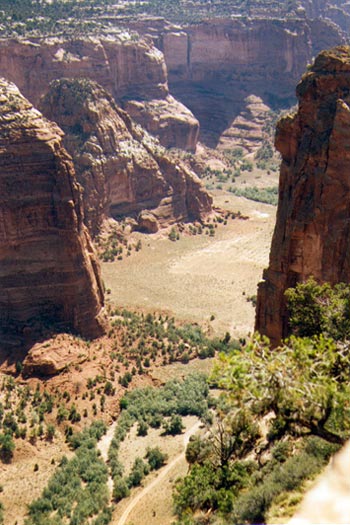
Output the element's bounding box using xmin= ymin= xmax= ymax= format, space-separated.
xmin=212 ymin=334 xmax=350 ymax=445
xmin=174 ymin=312 xmax=350 ymax=524
xmin=285 ymin=277 xmax=350 ymax=339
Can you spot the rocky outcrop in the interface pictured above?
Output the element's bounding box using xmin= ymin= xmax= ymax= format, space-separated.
xmin=289 ymin=439 xmax=350 ymax=524
xmin=217 ymin=95 xmax=271 ymax=154
xmin=256 ymin=46 xmax=350 ymax=345
xmin=22 ymin=336 xmax=89 ymax=376
xmin=0 ymin=35 xmax=199 ymax=151
xmin=150 ymin=18 xmax=345 ymax=147
xmin=0 ymin=78 xmax=105 ymax=343
xmin=40 ymin=78 xmax=212 ymax=236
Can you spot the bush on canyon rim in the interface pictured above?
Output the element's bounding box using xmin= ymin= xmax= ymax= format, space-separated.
xmin=174 ymin=315 xmax=349 ymax=524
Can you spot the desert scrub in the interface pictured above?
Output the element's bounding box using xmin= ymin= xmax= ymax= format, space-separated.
xmin=109 ymin=308 xmax=221 ymax=365
xmin=25 ymin=421 xmax=111 ymax=525
xmin=108 ymin=374 xmax=212 ymax=502
xmin=229 ymin=185 xmax=278 ymax=205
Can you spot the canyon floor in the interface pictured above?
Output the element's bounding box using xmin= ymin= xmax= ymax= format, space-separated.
xmin=1 ymin=165 xmax=279 ymax=525
xmin=103 ymin=167 xmax=278 ymax=340
xmin=99 ymin=169 xmax=279 ymax=525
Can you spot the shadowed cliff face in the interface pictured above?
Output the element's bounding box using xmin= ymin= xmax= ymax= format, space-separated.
xmin=0 ymin=35 xmax=199 ymax=151
xmin=129 ymin=17 xmax=345 ymax=147
xmin=256 ymin=46 xmax=350 ymax=345
xmin=0 ymin=78 xmax=105 ymax=343
xmin=40 ymin=78 xmax=212 ymax=236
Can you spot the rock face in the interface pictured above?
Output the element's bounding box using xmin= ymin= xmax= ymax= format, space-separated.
xmin=289 ymin=439 xmax=350 ymax=524
xmin=0 ymin=35 xmax=199 ymax=151
xmin=40 ymin=78 xmax=212 ymax=236
xmin=217 ymin=95 xmax=271 ymax=154
xmin=155 ymin=18 xmax=345 ymax=147
xmin=256 ymin=46 xmax=350 ymax=345
xmin=0 ymin=78 xmax=105 ymax=342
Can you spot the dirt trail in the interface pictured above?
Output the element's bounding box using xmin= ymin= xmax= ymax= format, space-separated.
xmin=116 ymin=420 xmax=202 ymax=525
xmin=97 ymin=421 xmax=117 ymax=494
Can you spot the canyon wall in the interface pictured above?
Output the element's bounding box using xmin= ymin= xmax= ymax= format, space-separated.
xmin=256 ymin=46 xmax=350 ymax=345
xmin=40 ymin=78 xmax=212 ymax=235
xmin=0 ymin=18 xmax=344 ymax=151
xmin=0 ymin=78 xmax=105 ymax=342
xmin=130 ymin=17 xmax=345 ymax=147
xmin=0 ymin=35 xmax=199 ymax=151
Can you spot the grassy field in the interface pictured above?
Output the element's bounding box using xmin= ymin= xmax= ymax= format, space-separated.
xmin=102 ymin=187 xmax=277 ymax=340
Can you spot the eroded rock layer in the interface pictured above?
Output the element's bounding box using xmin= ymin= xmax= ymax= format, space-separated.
xmin=40 ymin=78 xmax=212 ymax=235
xmin=256 ymin=46 xmax=350 ymax=345
xmin=132 ymin=17 xmax=345 ymax=147
xmin=0 ymin=35 xmax=199 ymax=151
xmin=0 ymin=78 xmax=105 ymax=341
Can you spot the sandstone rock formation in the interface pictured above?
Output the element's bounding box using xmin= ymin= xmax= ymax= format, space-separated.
xmin=146 ymin=17 xmax=345 ymax=147
xmin=217 ymin=95 xmax=271 ymax=154
xmin=256 ymin=46 xmax=350 ymax=345
xmin=0 ymin=35 xmax=199 ymax=151
xmin=40 ymin=78 xmax=212 ymax=236
xmin=0 ymin=78 xmax=105 ymax=343
xmin=22 ymin=336 xmax=89 ymax=376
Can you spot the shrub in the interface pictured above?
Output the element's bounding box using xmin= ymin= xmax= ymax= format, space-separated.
xmin=127 ymin=458 xmax=149 ymax=487
xmin=163 ymin=414 xmax=184 ymax=436
xmin=137 ymin=420 xmax=148 ymax=437
xmin=0 ymin=433 xmax=15 ymax=462
xmin=145 ymin=447 xmax=168 ymax=470
xmin=112 ymin=479 xmax=130 ymax=502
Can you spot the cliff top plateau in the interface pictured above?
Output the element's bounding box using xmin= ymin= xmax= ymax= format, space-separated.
xmin=0 ymin=1 xmax=346 ymax=149
xmin=256 ymin=45 xmax=350 ymax=345
xmin=0 ymin=77 xmax=105 ymax=349
xmin=0 ymin=0 xmax=349 ymax=35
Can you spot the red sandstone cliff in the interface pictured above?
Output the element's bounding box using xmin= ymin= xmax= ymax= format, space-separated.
xmin=0 ymin=35 xmax=199 ymax=151
xmin=129 ymin=17 xmax=344 ymax=147
xmin=0 ymin=78 xmax=105 ymax=342
xmin=40 ymin=78 xmax=212 ymax=235
xmin=255 ymin=46 xmax=350 ymax=345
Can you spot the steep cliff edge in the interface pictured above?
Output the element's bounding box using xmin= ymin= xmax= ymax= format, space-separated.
xmin=40 ymin=78 xmax=212 ymax=235
xmin=130 ymin=17 xmax=345 ymax=147
xmin=0 ymin=78 xmax=105 ymax=343
xmin=0 ymin=35 xmax=199 ymax=151
xmin=256 ymin=46 xmax=350 ymax=345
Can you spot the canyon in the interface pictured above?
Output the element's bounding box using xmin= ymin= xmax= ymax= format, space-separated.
xmin=125 ymin=15 xmax=345 ymax=147
xmin=0 ymin=35 xmax=199 ymax=151
xmin=1 ymin=2 xmax=350 ymax=524
xmin=0 ymin=11 xmax=346 ymax=153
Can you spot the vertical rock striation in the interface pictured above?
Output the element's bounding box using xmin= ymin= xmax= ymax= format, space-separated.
xmin=0 ymin=78 xmax=105 ymax=342
xmin=0 ymin=35 xmax=199 ymax=151
xmin=256 ymin=46 xmax=350 ymax=345
xmin=40 ymin=78 xmax=212 ymax=235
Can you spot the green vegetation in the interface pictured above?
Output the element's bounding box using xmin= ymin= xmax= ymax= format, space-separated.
xmin=173 ymin=279 xmax=350 ymax=524
xmin=173 ymin=334 xmax=345 ymax=524
xmin=228 ymin=185 xmax=278 ymax=205
xmin=0 ymin=0 xmax=306 ymax=37
xmin=108 ymin=374 xmax=212 ymax=503
xmin=108 ymin=307 xmax=229 ymax=367
xmin=25 ymin=421 xmax=111 ymax=525
xmin=285 ymin=278 xmax=350 ymax=340
xmin=96 ymin=225 xmax=143 ymax=263
xmin=145 ymin=447 xmax=168 ymax=470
